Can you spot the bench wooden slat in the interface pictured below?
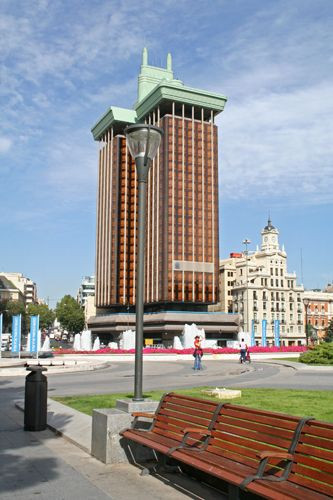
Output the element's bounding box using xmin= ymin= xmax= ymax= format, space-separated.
xmin=292 ymin=462 xmax=333 ymax=486
xmin=121 ymin=429 xmax=180 ymax=454
xmin=288 ymin=471 xmax=333 ymax=497
xmin=158 ymin=406 xmax=216 ymax=421
xmin=162 ymin=394 xmax=218 ymax=412
xmin=302 ymin=422 xmax=333 ymax=439
xmin=154 ymin=418 xmax=208 ymax=438
xmin=294 ymin=453 xmax=333 ymax=475
xmin=222 ymin=403 xmax=302 ymax=422
xmin=211 ymin=429 xmax=291 ymax=453
xmin=157 ymin=408 xmax=213 ymax=427
xmin=296 ymin=443 xmax=333 ymax=462
xmin=212 ymin=426 xmax=292 ymax=450
xmin=155 ymin=412 xmax=210 ymax=427
xmin=215 ymin=419 xmax=296 ymax=440
xmin=300 ymin=433 xmax=333 ymax=452
xmin=253 ymin=476 xmax=330 ymax=500
xmin=219 ymin=408 xmax=300 ymax=431
xmin=207 ymin=437 xmax=289 ymax=467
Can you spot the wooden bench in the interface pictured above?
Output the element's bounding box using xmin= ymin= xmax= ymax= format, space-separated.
xmin=120 ymin=392 xmax=223 ymax=460
xmin=171 ymin=403 xmax=333 ymax=499
xmin=121 ymin=394 xmax=333 ymax=499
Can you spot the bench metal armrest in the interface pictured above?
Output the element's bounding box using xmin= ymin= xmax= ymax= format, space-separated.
xmin=257 ymin=451 xmax=294 ymax=461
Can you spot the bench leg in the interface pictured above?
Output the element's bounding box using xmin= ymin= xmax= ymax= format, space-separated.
xmin=140 ymin=455 xmax=180 ymax=476
xmin=228 ymin=484 xmax=240 ymax=500
xmin=157 ymin=459 xmax=181 ymax=474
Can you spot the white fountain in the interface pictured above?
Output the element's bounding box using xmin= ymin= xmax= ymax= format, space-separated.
xmin=41 ymin=335 xmax=50 ymax=352
xmin=92 ymin=336 xmax=100 ymax=351
xmin=173 ymin=336 xmax=183 ymax=350
xmin=73 ymin=333 xmax=81 ymax=351
xmin=80 ymin=330 xmax=92 ymax=351
xmin=108 ymin=341 xmax=118 ymax=349
xmin=119 ymin=329 xmax=135 ymax=350
xmin=180 ymin=323 xmax=206 ymax=348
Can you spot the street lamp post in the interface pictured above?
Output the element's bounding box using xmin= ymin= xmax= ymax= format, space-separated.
xmin=242 ymin=239 xmax=251 ymax=337
xmin=303 ymin=298 xmax=310 ymax=346
xmin=125 ymin=124 xmax=163 ymax=401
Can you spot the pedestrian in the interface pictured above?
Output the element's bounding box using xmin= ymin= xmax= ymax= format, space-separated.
xmin=239 ymin=338 xmax=247 ymax=364
xmin=193 ymin=335 xmax=203 ymax=370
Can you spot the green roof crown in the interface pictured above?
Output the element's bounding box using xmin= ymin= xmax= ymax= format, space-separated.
xmin=137 ymin=47 xmax=177 ymax=104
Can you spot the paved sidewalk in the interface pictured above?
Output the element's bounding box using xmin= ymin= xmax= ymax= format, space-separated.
xmin=1 ymin=386 xmax=225 ymax=500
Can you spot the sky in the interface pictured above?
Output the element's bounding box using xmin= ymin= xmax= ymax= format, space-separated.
xmin=1 ymin=0 xmax=332 ymax=306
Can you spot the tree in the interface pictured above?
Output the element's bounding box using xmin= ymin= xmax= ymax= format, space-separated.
xmin=0 ymin=300 xmax=26 ymax=331
xmin=55 ymin=295 xmax=85 ymax=334
xmin=26 ymin=303 xmax=56 ymax=330
xmin=324 ymin=319 xmax=333 ymax=343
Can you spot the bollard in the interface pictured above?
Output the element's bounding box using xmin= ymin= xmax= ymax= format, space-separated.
xmin=24 ymin=366 xmax=48 ymax=431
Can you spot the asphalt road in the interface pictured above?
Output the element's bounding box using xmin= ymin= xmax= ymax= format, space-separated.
xmin=2 ymin=359 xmax=332 ymax=398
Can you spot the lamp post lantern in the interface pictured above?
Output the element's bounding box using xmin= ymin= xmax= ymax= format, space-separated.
xmin=125 ymin=124 xmax=163 ymax=401
xmin=242 ymin=239 xmax=251 ymax=337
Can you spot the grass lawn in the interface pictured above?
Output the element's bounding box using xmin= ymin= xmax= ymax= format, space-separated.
xmin=53 ymin=387 xmax=333 ymax=423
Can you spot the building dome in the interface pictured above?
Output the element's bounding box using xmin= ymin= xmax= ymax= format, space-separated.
xmin=264 ymin=218 xmax=276 ymax=232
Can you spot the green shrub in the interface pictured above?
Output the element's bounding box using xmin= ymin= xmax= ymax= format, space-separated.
xmin=299 ymin=342 xmax=333 ymax=365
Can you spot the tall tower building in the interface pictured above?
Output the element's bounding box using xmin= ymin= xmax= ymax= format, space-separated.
xmin=90 ymin=49 xmax=238 ymax=342
xmin=92 ymin=49 xmax=227 ymax=313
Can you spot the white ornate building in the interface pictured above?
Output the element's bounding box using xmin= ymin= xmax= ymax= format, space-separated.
xmin=220 ymin=220 xmax=306 ymax=346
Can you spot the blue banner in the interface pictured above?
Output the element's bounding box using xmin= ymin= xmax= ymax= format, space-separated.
xmin=274 ymin=319 xmax=280 ymax=347
xmin=262 ymin=319 xmax=267 ymax=347
xmin=11 ymin=314 xmax=21 ymax=353
xmin=29 ymin=315 xmax=39 ymax=353
xmin=251 ymin=319 xmax=255 ymax=347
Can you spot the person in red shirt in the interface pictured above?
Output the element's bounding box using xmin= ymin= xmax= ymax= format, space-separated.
xmin=193 ymin=335 xmax=203 ymax=370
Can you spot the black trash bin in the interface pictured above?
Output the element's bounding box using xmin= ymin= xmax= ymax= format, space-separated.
xmin=24 ymin=366 xmax=48 ymax=431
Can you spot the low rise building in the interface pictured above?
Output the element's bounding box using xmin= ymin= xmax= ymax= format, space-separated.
xmin=0 ymin=272 xmax=37 ymax=305
xmin=0 ymin=275 xmax=24 ymax=303
xmin=303 ymin=289 xmax=333 ymax=342
xmin=77 ymin=276 xmax=95 ymax=307
xmin=220 ymin=220 xmax=305 ymax=346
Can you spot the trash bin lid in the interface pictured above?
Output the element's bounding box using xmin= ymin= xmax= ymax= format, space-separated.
xmin=26 ymin=365 xmax=48 ymax=372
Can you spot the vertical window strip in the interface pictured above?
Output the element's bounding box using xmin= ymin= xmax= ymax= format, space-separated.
xmin=182 ymin=104 xmax=185 ymax=302
xmin=152 ymin=109 xmax=156 ymax=302
xmin=211 ymin=111 xmax=215 ymax=302
xmin=192 ymin=106 xmax=195 ymax=302
xmin=104 ymin=129 xmax=110 ymax=305
xmin=108 ymin=128 xmax=114 ymax=304
xmin=123 ymin=141 xmax=128 ymax=304
xmin=147 ymin=113 xmax=151 ymax=303
xmin=201 ymin=108 xmax=205 ymax=302
xmin=101 ymin=133 xmax=107 ymax=306
xmin=156 ymin=106 xmax=160 ymax=302
xmin=172 ymin=102 xmax=175 ymax=301
xmin=133 ymin=159 xmax=137 ymax=304
xmin=96 ymin=144 xmax=103 ymax=305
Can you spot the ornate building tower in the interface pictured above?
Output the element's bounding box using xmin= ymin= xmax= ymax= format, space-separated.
xmin=260 ymin=219 xmax=280 ymax=253
xmin=92 ymin=49 xmax=227 ymax=313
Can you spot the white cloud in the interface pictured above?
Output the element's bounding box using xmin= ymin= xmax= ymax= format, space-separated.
xmin=43 ymin=130 xmax=97 ymax=203
xmin=211 ymin=2 xmax=333 ymax=205
xmin=0 ymin=137 xmax=12 ymax=153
